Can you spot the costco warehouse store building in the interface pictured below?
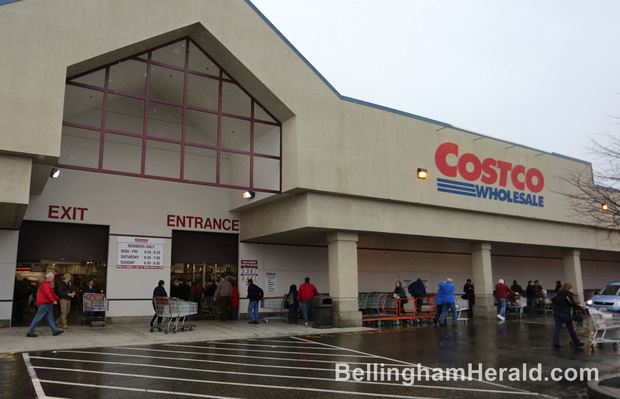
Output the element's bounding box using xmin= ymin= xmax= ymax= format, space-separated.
xmin=1 ymin=0 xmax=619 ymax=328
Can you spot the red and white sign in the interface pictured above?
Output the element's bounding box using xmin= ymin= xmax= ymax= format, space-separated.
xmin=117 ymin=236 xmax=165 ymax=269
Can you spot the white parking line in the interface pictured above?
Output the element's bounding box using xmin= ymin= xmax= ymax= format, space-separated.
xmin=113 ymin=346 xmax=396 ymax=366
xmin=39 ymin=380 xmax=238 ymax=399
xmin=22 ymin=353 xmax=47 ymax=399
xmin=35 ymin=367 xmax=440 ymax=399
xmin=57 ymin=349 xmax=338 ymax=372
xmin=165 ymin=343 xmax=376 ymax=357
xmin=184 ymin=340 xmax=348 ymax=350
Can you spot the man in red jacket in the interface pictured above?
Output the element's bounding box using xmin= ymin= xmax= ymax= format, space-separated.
xmin=495 ymin=278 xmax=516 ymax=322
xmin=27 ymin=272 xmax=64 ymax=337
xmin=297 ymin=277 xmax=318 ymax=325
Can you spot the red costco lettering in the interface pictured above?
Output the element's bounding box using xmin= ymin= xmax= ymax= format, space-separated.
xmin=434 ymin=142 xmax=544 ymax=193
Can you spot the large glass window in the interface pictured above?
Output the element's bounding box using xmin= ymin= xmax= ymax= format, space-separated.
xmin=60 ymin=37 xmax=282 ymax=193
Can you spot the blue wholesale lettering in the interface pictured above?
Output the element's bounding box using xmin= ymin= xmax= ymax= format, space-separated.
xmin=474 ymin=185 xmax=544 ymax=207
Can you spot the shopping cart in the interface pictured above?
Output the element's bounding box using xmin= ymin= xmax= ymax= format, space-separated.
xmin=507 ymin=296 xmax=526 ymax=316
xmin=172 ymin=298 xmax=198 ymax=332
xmin=582 ymin=308 xmax=620 ymax=349
xmin=81 ymin=293 xmax=109 ymax=327
xmin=455 ymin=299 xmax=469 ymax=324
xmin=261 ymin=296 xmax=288 ymax=323
xmin=202 ymin=297 xmax=220 ymax=320
xmin=151 ymin=297 xmax=197 ymax=334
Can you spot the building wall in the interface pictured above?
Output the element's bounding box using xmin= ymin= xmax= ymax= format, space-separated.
xmin=0 ymin=0 xmax=598 ymax=228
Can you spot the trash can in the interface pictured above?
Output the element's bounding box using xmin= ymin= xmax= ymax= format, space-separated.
xmin=312 ymin=295 xmax=333 ymax=329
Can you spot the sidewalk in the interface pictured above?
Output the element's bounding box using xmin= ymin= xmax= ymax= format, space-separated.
xmin=0 ymin=319 xmax=372 ymax=354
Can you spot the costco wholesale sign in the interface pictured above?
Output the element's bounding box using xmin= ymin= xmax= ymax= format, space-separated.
xmin=117 ymin=237 xmax=165 ymax=269
xmin=434 ymin=142 xmax=545 ymax=207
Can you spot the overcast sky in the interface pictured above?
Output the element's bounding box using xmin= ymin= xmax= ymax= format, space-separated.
xmin=250 ymin=0 xmax=620 ymax=168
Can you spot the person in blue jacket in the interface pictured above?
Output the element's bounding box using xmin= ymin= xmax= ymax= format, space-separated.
xmin=408 ymin=278 xmax=426 ymax=313
xmin=433 ymin=284 xmax=444 ymax=325
xmin=439 ymin=278 xmax=457 ymax=326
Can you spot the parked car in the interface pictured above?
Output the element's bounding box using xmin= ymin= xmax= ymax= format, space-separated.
xmin=586 ymin=282 xmax=620 ymax=312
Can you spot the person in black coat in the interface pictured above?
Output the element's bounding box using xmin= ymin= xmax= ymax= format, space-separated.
xmin=286 ymin=284 xmax=300 ymax=324
xmin=463 ymin=279 xmax=475 ymax=317
xmin=526 ymin=281 xmax=537 ymax=314
xmin=150 ymin=280 xmax=168 ymax=328
xmin=408 ymin=278 xmax=426 ymax=313
xmin=247 ymin=279 xmax=264 ymax=324
xmin=393 ymin=281 xmax=408 ymax=315
xmin=82 ymin=278 xmax=103 ymax=320
xmin=552 ymin=283 xmax=584 ymax=347
xmin=511 ymin=280 xmax=524 ymax=296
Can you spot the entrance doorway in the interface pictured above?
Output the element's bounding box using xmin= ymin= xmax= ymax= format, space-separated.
xmin=171 ymin=230 xmax=238 ymax=301
xmin=13 ymin=221 xmax=109 ymax=327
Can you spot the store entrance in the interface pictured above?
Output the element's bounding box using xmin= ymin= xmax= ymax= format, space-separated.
xmin=13 ymin=221 xmax=109 ymax=327
xmin=171 ymin=230 xmax=239 ymax=301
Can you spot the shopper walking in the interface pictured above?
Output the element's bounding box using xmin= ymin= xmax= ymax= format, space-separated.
xmin=393 ymin=281 xmax=408 ymax=314
xmin=82 ymin=278 xmax=103 ymax=321
xmin=526 ymin=280 xmax=537 ymax=314
xmin=439 ymin=278 xmax=457 ymax=326
xmin=408 ymin=278 xmax=426 ymax=313
xmin=433 ymin=284 xmax=444 ymax=325
xmin=26 ymin=272 xmax=64 ymax=337
xmin=286 ymin=284 xmax=300 ymax=324
xmin=495 ymin=279 xmax=516 ymax=321
xmin=150 ymin=280 xmax=167 ymax=328
xmin=246 ymin=279 xmax=264 ymax=324
xmin=230 ymin=284 xmax=240 ymax=321
xmin=511 ymin=280 xmax=524 ymax=296
xmin=214 ymin=276 xmax=232 ymax=321
xmin=55 ymin=273 xmax=75 ymax=329
xmin=552 ymin=283 xmax=584 ymax=348
xmin=297 ymin=277 xmax=319 ymax=325
xmin=463 ymin=279 xmax=475 ymax=317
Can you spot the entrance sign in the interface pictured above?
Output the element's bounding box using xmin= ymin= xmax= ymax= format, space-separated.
xmin=117 ymin=236 xmax=164 ymax=269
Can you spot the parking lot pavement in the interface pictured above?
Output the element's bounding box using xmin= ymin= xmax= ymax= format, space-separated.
xmin=4 ymin=314 xmax=620 ymax=398
xmin=19 ymin=336 xmax=546 ymax=399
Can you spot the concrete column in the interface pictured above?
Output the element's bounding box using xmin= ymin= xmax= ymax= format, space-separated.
xmin=563 ymin=249 xmax=584 ymax=303
xmin=327 ymin=231 xmax=362 ymax=327
xmin=0 ymin=229 xmax=19 ymax=327
xmin=470 ymin=242 xmax=495 ymax=319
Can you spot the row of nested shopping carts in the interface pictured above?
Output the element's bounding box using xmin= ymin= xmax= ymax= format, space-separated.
xmin=358 ymin=293 xmax=469 ymax=326
xmin=151 ymin=297 xmax=198 ymax=334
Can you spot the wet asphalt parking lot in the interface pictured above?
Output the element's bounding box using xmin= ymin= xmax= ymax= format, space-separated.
xmin=2 ymin=315 xmax=620 ymax=399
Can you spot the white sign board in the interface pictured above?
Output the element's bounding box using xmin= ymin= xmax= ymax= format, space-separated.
xmin=266 ymin=272 xmax=277 ymax=293
xmin=117 ymin=236 xmax=165 ymax=269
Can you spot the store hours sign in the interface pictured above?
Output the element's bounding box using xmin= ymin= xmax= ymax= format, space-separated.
xmin=117 ymin=236 xmax=164 ymax=269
